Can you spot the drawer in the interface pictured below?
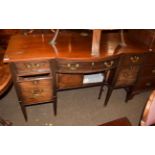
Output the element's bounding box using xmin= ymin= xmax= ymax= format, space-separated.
xmin=57 ymin=59 xmax=118 ymax=73
xmin=140 ymin=65 xmax=155 ymax=78
xmin=18 ymin=78 xmax=53 ymax=105
xmin=135 ymin=77 xmax=155 ymax=91
xmin=121 ymin=54 xmax=143 ymax=66
xmin=14 ymin=60 xmax=51 ymax=75
xmin=57 ymin=74 xmax=83 ymax=89
xmin=115 ymin=65 xmax=140 ymax=87
xmin=144 ymin=53 xmax=155 ymax=65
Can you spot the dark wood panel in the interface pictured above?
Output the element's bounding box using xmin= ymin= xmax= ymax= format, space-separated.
xmin=140 ymin=65 xmax=155 ymax=78
xmin=99 ymin=117 xmax=132 ymax=126
xmin=135 ymin=77 xmax=155 ymax=91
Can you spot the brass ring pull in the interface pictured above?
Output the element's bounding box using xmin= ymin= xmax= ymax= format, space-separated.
xmin=104 ymin=61 xmax=114 ymax=68
xmin=130 ymin=56 xmax=140 ymax=63
xmin=35 ymin=63 xmax=40 ymax=67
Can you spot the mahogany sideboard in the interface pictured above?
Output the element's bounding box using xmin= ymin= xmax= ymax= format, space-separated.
xmin=3 ymin=30 xmax=155 ymax=121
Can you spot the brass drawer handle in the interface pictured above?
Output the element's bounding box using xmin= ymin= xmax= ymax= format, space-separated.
xmin=26 ymin=64 xmax=31 ymax=69
xmin=91 ymin=62 xmax=95 ymax=66
xmin=25 ymin=63 xmax=41 ymax=69
xmin=67 ymin=63 xmax=79 ymax=70
xmin=31 ymin=89 xmax=43 ymax=97
xmin=104 ymin=61 xmax=114 ymax=68
xmin=145 ymin=82 xmax=151 ymax=86
xmin=32 ymin=80 xmax=39 ymax=85
xmin=130 ymin=56 xmax=140 ymax=63
xmin=35 ymin=63 xmax=40 ymax=67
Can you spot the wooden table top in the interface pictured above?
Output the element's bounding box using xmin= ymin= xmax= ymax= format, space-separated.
xmin=4 ymin=31 xmax=148 ymax=62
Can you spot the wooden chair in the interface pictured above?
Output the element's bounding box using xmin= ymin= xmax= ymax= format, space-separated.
xmin=0 ymin=50 xmax=12 ymax=126
xmin=100 ymin=90 xmax=155 ymax=126
xmin=98 ymin=52 xmax=144 ymax=106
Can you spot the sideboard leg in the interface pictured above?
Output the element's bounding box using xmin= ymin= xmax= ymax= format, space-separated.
xmin=19 ymin=101 xmax=28 ymax=121
xmin=53 ymin=98 xmax=57 ymax=116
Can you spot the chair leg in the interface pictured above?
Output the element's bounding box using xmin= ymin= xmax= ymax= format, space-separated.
xmin=104 ymin=87 xmax=113 ymax=107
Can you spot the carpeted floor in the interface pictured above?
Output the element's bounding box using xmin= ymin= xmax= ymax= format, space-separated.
xmin=0 ymin=86 xmax=151 ymax=126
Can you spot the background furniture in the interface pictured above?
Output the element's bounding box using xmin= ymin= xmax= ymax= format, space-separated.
xmin=100 ymin=117 xmax=131 ymax=126
xmin=0 ymin=50 xmax=12 ymax=125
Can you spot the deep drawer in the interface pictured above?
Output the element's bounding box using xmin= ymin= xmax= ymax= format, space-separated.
xmin=14 ymin=60 xmax=51 ymax=75
xmin=57 ymin=59 xmax=118 ymax=73
xmin=18 ymin=78 xmax=53 ymax=105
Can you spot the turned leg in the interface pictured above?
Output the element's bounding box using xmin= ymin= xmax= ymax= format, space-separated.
xmin=104 ymin=87 xmax=113 ymax=107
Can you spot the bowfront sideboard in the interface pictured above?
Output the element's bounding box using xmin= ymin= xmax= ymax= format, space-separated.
xmin=3 ymin=30 xmax=155 ymax=121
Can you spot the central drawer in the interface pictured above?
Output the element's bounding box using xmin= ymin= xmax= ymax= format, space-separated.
xmin=18 ymin=78 xmax=53 ymax=105
xmin=14 ymin=60 xmax=51 ymax=75
xmin=57 ymin=59 xmax=118 ymax=73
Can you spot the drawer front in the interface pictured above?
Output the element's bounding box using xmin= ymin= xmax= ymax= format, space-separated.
xmin=57 ymin=59 xmax=118 ymax=73
xmin=121 ymin=54 xmax=143 ymax=66
xmin=135 ymin=77 xmax=155 ymax=90
xmin=140 ymin=65 xmax=155 ymax=78
xmin=57 ymin=74 xmax=83 ymax=89
xmin=144 ymin=53 xmax=155 ymax=65
xmin=115 ymin=65 xmax=140 ymax=87
xmin=18 ymin=78 xmax=53 ymax=105
xmin=14 ymin=60 xmax=51 ymax=75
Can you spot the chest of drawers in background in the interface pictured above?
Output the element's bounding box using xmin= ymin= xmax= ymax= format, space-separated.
xmin=9 ymin=59 xmax=57 ymax=121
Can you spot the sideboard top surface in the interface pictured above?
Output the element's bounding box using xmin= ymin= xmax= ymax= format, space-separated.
xmin=4 ymin=31 xmax=148 ymax=62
